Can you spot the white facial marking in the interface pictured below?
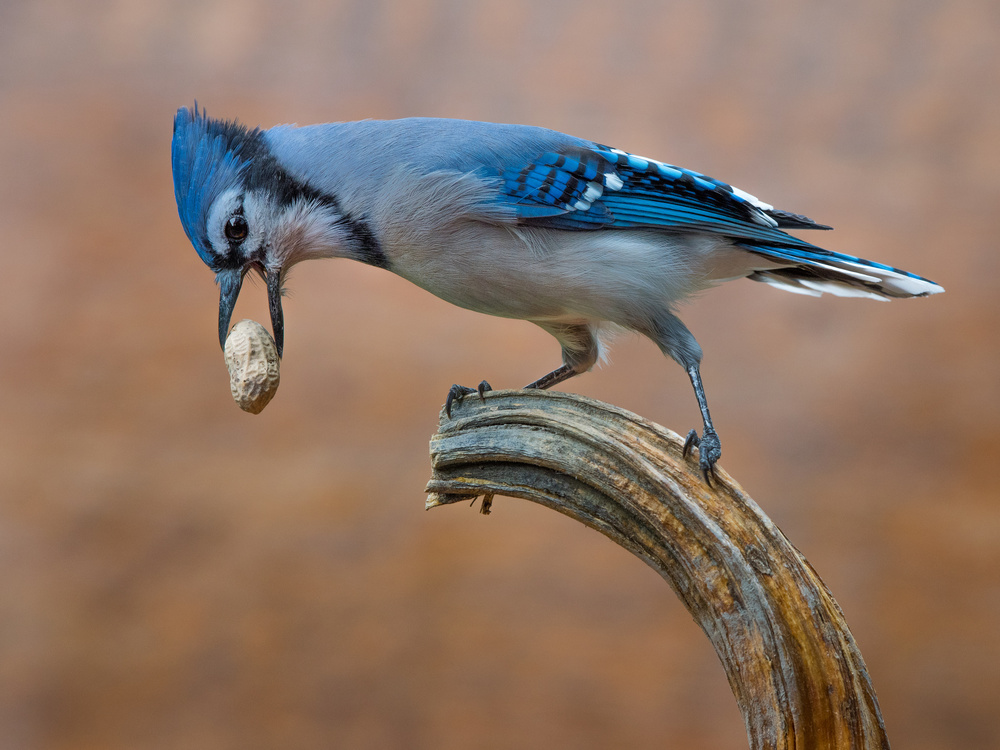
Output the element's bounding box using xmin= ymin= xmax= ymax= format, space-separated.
xmin=206 ymin=188 xmax=244 ymax=257
xmin=267 ymin=197 xmax=346 ymax=270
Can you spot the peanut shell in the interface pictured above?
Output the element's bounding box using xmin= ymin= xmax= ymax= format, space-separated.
xmin=224 ymin=319 xmax=281 ymax=414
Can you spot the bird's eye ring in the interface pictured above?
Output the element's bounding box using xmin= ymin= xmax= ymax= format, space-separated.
xmin=225 ymin=215 xmax=249 ymax=242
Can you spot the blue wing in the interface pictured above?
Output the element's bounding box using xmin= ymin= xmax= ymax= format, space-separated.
xmin=493 ymin=143 xmax=946 ymax=296
xmin=497 ymin=144 xmax=831 ymax=247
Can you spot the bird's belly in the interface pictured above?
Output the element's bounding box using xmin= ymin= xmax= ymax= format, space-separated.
xmin=388 ymin=223 xmax=740 ymax=325
xmin=409 ymin=270 xmax=579 ymax=321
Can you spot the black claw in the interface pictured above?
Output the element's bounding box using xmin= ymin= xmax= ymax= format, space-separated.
xmin=445 ymin=384 xmax=477 ymax=419
xmin=683 ymin=429 xmax=700 ymax=458
xmin=445 ymin=381 xmax=493 ymax=418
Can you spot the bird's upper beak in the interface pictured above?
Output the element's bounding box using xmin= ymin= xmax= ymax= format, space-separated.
xmin=218 ymin=266 xmax=284 ymax=357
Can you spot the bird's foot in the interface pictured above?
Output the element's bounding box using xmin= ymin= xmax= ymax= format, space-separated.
xmin=444 ymin=380 xmax=492 ymax=418
xmin=683 ymin=428 xmax=722 ymax=486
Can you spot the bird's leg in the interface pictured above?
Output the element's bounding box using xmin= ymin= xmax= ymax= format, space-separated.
xmin=524 ymin=323 xmax=599 ymax=391
xmin=444 ymin=323 xmax=597 ymax=418
xmin=682 ymin=364 xmax=722 ymax=485
xmin=444 ymin=362 xmax=574 ymax=419
xmin=524 ymin=364 xmax=576 ymax=390
xmin=647 ymin=311 xmax=721 ymax=484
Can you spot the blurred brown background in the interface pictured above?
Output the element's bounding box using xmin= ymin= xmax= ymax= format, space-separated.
xmin=1 ymin=1 xmax=997 ymax=748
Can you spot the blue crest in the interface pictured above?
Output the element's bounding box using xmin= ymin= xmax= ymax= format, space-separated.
xmin=171 ymin=104 xmax=256 ymax=267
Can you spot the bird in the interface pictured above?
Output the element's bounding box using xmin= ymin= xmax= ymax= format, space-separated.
xmin=171 ymin=105 xmax=943 ymax=482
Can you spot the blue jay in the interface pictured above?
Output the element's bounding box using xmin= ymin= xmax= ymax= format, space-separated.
xmin=171 ymin=105 xmax=943 ymax=481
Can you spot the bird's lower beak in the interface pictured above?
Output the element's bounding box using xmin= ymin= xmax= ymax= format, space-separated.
xmin=266 ymin=269 xmax=284 ymax=358
xmin=217 ymin=266 xmax=284 ymax=358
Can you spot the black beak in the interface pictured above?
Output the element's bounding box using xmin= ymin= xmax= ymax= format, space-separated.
xmin=218 ymin=268 xmax=243 ymax=351
xmin=217 ymin=266 xmax=284 ymax=358
xmin=267 ymin=268 xmax=284 ymax=358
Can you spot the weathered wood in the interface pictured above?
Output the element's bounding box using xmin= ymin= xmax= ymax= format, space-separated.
xmin=425 ymin=389 xmax=889 ymax=750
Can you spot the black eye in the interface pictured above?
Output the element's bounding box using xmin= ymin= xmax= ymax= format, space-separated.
xmin=224 ymin=215 xmax=249 ymax=242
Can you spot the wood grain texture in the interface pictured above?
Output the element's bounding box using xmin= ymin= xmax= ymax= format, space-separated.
xmin=426 ymin=389 xmax=889 ymax=750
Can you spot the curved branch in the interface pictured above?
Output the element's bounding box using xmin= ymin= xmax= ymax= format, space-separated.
xmin=425 ymin=389 xmax=889 ymax=750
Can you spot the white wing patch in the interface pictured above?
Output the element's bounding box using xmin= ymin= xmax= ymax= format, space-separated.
xmin=730 ymin=185 xmax=774 ymax=213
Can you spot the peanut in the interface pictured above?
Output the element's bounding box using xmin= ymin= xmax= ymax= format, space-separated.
xmin=224 ymin=319 xmax=280 ymax=414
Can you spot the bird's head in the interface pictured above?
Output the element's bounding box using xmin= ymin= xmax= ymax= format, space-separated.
xmin=171 ymin=105 xmax=351 ymax=357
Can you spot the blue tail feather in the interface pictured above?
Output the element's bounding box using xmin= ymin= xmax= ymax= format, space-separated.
xmin=742 ymin=243 xmax=944 ymax=299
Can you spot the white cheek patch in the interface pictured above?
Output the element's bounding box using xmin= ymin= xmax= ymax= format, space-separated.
xmin=239 ymin=192 xmax=283 ymax=259
xmin=206 ymin=189 xmax=245 ymax=257
xmin=268 ymin=199 xmax=344 ymax=269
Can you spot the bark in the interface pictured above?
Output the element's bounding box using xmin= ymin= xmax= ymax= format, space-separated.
xmin=426 ymin=389 xmax=889 ymax=750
